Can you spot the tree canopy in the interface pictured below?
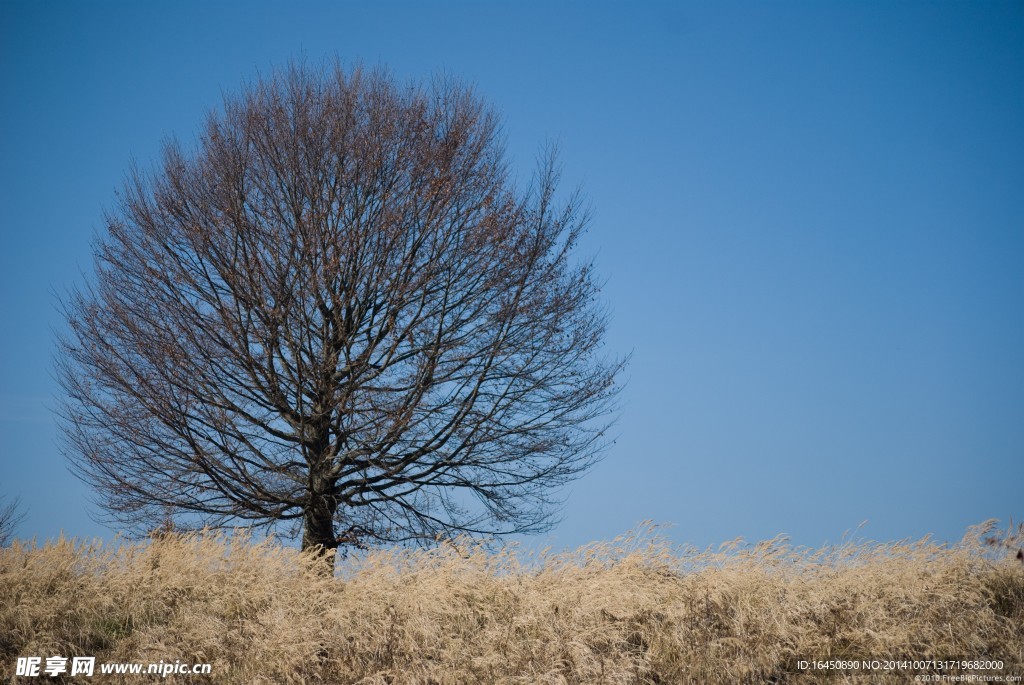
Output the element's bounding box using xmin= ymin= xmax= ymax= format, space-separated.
xmin=57 ymin=63 xmax=624 ymax=558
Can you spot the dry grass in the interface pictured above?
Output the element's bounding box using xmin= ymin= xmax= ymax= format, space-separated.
xmin=1 ymin=522 xmax=1021 ymax=684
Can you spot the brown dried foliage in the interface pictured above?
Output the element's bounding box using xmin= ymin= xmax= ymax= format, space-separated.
xmin=1 ymin=522 xmax=1021 ymax=684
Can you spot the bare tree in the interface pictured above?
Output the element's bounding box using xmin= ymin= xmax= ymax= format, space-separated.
xmin=57 ymin=63 xmax=623 ymax=562
xmin=0 ymin=495 xmax=26 ymax=546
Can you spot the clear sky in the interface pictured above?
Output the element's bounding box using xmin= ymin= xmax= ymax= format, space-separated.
xmin=2 ymin=1 xmax=1022 ymax=552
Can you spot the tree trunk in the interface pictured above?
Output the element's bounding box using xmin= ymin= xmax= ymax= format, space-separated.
xmin=301 ymin=476 xmax=338 ymax=573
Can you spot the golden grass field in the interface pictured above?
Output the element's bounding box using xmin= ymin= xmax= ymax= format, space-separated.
xmin=1 ymin=522 xmax=1022 ymax=684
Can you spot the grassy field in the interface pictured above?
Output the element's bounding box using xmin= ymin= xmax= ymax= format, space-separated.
xmin=1 ymin=522 xmax=1021 ymax=684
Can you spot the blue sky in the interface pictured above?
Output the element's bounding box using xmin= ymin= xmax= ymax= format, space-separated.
xmin=1 ymin=1 xmax=1021 ymax=551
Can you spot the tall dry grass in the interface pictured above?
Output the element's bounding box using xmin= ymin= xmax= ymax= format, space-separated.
xmin=1 ymin=522 xmax=1021 ymax=684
